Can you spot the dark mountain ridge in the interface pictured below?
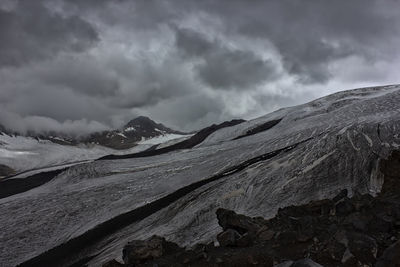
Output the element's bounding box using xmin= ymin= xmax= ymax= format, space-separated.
xmin=0 ymin=116 xmax=188 ymax=149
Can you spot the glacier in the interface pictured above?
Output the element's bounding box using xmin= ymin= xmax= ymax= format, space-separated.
xmin=1 ymin=85 xmax=400 ymax=266
xmin=0 ymin=133 xmax=190 ymax=177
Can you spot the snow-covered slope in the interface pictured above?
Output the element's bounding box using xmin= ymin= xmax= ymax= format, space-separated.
xmin=0 ymin=116 xmax=190 ymax=175
xmin=1 ymin=85 xmax=400 ymax=267
xmin=0 ymin=132 xmax=189 ymax=176
xmin=196 ymin=85 xmax=400 ymax=147
xmin=138 ymin=133 xmax=193 ymax=145
xmin=0 ymin=134 xmax=150 ymax=174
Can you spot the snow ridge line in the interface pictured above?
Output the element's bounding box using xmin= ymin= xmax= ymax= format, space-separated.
xmin=17 ymin=137 xmax=313 ymax=267
xmin=98 ymin=119 xmax=245 ymax=161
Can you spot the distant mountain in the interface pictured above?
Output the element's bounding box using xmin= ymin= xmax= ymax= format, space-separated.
xmin=0 ymin=116 xmax=191 ymax=173
xmin=0 ymin=123 xmax=78 ymax=145
xmin=0 ymin=116 xmax=188 ymax=150
xmin=123 ymin=116 xmax=185 ymax=137
xmin=84 ymin=116 xmax=187 ymax=149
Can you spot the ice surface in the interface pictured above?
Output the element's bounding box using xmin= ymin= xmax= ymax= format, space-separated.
xmin=138 ymin=133 xmax=191 ymax=145
xmin=0 ymin=133 xmax=188 ymax=175
xmin=1 ymin=85 xmax=400 ymax=267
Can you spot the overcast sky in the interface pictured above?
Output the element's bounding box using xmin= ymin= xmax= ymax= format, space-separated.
xmin=1 ymin=0 xmax=399 ymax=135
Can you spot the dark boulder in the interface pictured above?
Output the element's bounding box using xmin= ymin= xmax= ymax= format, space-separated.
xmin=216 ymin=208 xmax=264 ymax=235
xmin=257 ymin=227 xmax=275 ymax=242
xmin=376 ymin=240 xmax=400 ymax=267
xmin=276 ymin=230 xmax=299 ymax=245
xmin=236 ymin=232 xmax=254 ymax=247
xmin=335 ymin=198 xmax=354 ymax=215
xmin=346 ymin=232 xmax=377 ymax=265
xmin=217 ymin=229 xmax=241 ymax=247
xmin=275 ymin=259 xmax=323 ymax=267
xmin=379 ymin=150 xmax=400 ymax=197
xmin=291 ymin=258 xmax=323 ymax=267
xmin=122 ymin=235 xmax=180 ymax=265
xmin=343 ymin=212 xmax=368 ymax=231
xmin=274 ymin=261 xmax=294 ymax=267
xmin=332 ymin=189 xmax=348 ymax=203
xmin=102 ymin=259 xmax=124 ymax=267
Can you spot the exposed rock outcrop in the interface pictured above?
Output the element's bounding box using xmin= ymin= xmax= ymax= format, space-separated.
xmin=122 ymin=235 xmax=181 ymax=265
xmin=103 ymin=192 xmax=400 ymax=266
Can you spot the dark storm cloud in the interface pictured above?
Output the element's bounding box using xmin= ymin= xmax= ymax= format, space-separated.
xmin=0 ymin=0 xmax=399 ymax=135
xmin=0 ymin=0 xmax=98 ymax=67
xmin=105 ymin=54 xmax=196 ymax=108
xmin=176 ymin=28 xmax=279 ymax=90
xmin=36 ymin=55 xmax=120 ymax=97
xmin=175 ymin=28 xmax=213 ymax=57
xmin=195 ymin=0 xmax=400 ymax=84
xmin=143 ymin=93 xmax=226 ymax=131
xmin=197 ymin=50 xmax=278 ymax=89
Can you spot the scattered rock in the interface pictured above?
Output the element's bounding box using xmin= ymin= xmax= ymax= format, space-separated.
xmin=343 ymin=212 xmax=368 ymax=231
xmin=332 ymin=189 xmax=348 ymax=203
xmin=217 ymin=229 xmax=241 ymax=247
xmin=122 ymin=235 xmax=180 ymax=265
xmin=335 ymin=198 xmax=354 ymax=215
xmin=346 ymin=232 xmax=377 ymax=264
xmin=274 ymin=259 xmax=323 ymax=267
xmin=236 ymin=232 xmax=253 ymax=247
xmin=276 ymin=230 xmax=298 ymax=245
xmin=216 ymin=257 xmax=224 ymax=263
xmin=102 ymin=259 xmax=124 ymax=267
xmin=257 ymin=228 xmax=275 ymax=241
xmin=216 ymin=208 xmax=264 ymax=235
xmin=341 ymin=248 xmax=358 ymax=266
xmin=291 ymin=258 xmax=323 ymax=267
xmin=274 ymin=261 xmax=294 ymax=267
xmin=376 ymin=240 xmax=400 ymax=267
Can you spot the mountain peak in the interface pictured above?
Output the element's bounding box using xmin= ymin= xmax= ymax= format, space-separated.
xmin=123 ymin=116 xmax=183 ymax=135
xmin=124 ymin=116 xmax=157 ymax=129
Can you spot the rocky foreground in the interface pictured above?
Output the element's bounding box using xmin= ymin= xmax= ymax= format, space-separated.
xmin=102 ymin=151 xmax=400 ymax=267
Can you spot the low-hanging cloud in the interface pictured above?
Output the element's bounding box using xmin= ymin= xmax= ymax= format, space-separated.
xmin=0 ymin=109 xmax=109 ymax=137
xmin=176 ymin=28 xmax=279 ymax=90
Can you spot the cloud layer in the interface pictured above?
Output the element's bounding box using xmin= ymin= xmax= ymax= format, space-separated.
xmin=1 ymin=0 xmax=399 ymax=134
